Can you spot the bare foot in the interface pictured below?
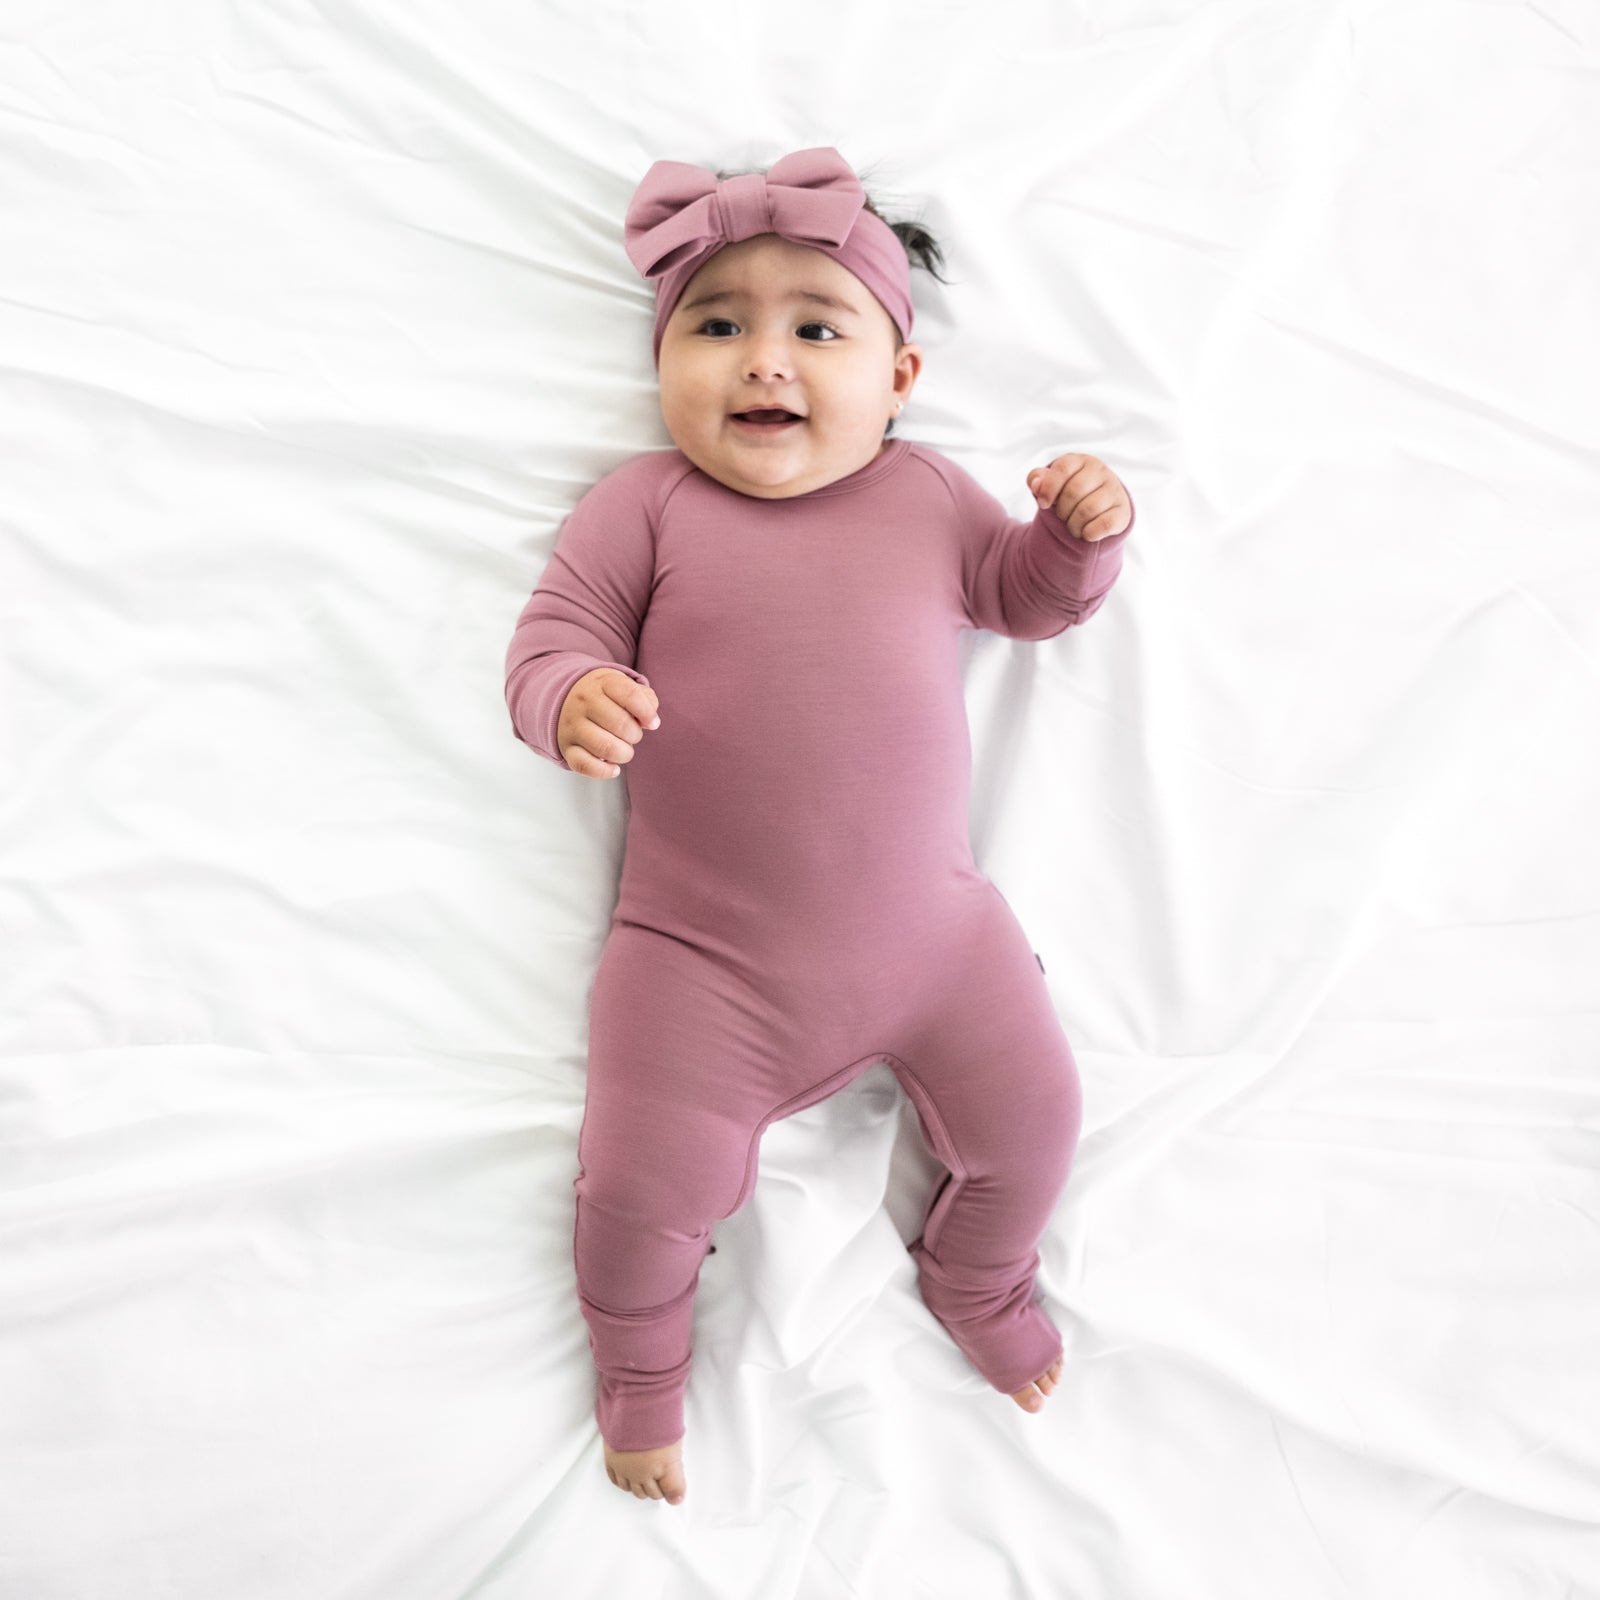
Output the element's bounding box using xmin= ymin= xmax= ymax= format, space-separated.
xmin=1009 ymin=1355 xmax=1064 ymax=1414
xmin=604 ymin=1436 xmax=687 ymax=1505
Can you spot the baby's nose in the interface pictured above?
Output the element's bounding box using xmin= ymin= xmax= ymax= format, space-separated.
xmin=744 ymin=344 xmax=793 ymax=380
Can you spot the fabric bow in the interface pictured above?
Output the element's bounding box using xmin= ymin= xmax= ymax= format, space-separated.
xmin=623 ymin=146 xmax=867 ymax=284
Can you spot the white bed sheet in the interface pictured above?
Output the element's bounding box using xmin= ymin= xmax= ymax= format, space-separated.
xmin=5 ymin=2 xmax=1599 ymax=1596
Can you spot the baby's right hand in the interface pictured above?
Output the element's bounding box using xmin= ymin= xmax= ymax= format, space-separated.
xmin=557 ymin=669 xmax=661 ymax=780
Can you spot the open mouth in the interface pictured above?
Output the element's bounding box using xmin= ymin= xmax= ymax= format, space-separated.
xmin=731 ymin=409 xmax=805 ymax=432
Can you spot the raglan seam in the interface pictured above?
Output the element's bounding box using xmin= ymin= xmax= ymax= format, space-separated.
xmin=904 ymin=447 xmax=985 ymax=631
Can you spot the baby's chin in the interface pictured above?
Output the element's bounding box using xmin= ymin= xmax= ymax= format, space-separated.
xmin=675 ymin=427 xmax=889 ymax=500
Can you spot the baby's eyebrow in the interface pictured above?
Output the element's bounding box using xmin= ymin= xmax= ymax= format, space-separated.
xmin=680 ymin=288 xmax=860 ymax=316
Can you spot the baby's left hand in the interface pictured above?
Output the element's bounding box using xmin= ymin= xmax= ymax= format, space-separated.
xmin=1027 ymin=453 xmax=1133 ymax=542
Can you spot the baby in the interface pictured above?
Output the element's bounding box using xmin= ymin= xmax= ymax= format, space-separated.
xmin=504 ymin=146 xmax=1135 ymax=1506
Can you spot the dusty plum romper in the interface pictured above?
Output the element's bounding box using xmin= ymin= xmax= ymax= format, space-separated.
xmin=504 ymin=437 xmax=1134 ymax=1451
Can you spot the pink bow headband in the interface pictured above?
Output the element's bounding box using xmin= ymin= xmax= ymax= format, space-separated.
xmin=623 ymin=145 xmax=915 ymax=368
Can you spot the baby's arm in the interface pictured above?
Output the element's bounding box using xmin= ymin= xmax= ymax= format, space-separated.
xmin=504 ymin=459 xmax=660 ymax=773
xmin=937 ymin=453 xmax=1136 ymax=641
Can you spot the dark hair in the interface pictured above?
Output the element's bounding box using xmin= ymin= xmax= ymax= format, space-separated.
xmin=714 ymin=162 xmax=952 ymax=437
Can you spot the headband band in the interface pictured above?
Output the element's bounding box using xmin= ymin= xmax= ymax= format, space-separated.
xmin=622 ymin=145 xmax=915 ymax=368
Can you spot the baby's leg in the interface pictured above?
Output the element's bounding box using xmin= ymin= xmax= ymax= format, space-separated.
xmin=575 ymin=926 xmax=782 ymax=1502
xmin=891 ymin=912 xmax=1083 ymax=1406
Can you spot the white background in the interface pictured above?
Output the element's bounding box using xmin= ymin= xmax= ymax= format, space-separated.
xmin=3 ymin=1 xmax=1599 ymax=1595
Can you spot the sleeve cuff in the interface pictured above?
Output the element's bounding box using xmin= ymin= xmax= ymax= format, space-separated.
xmin=509 ymin=657 xmax=652 ymax=769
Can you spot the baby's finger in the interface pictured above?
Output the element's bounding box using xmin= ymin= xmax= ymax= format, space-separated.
xmin=581 ymin=715 xmax=645 ymax=774
xmin=561 ymin=738 xmax=622 ymax=780
xmin=587 ymin=692 xmax=651 ymax=755
xmin=1072 ymin=484 xmax=1126 ymax=541
xmin=606 ymin=678 xmax=661 ymax=732
xmin=1049 ymin=452 xmax=1096 ymax=485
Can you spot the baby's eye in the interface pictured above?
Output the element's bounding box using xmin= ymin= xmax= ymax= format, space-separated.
xmin=696 ymin=319 xmax=841 ymax=342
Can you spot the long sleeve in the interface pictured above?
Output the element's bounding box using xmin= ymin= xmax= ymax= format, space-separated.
xmin=504 ymin=458 xmax=659 ymax=769
xmin=934 ymin=453 xmax=1136 ymax=642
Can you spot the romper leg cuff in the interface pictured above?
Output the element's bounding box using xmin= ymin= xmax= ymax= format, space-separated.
xmin=581 ymin=1287 xmax=695 ymax=1453
xmin=595 ymin=1363 xmax=689 ymax=1454
xmin=910 ymin=1238 xmax=1065 ymax=1395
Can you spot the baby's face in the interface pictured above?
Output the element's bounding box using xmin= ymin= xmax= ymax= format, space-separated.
xmin=657 ymin=234 xmax=922 ymax=499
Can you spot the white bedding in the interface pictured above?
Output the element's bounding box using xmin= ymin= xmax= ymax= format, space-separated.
xmin=5 ymin=2 xmax=1599 ymax=1596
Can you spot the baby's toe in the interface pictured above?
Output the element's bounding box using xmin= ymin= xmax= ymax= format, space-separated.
xmin=605 ymin=1439 xmax=687 ymax=1505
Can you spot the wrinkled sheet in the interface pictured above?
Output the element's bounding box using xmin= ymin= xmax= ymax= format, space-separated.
xmin=4 ymin=2 xmax=1599 ymax=1596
